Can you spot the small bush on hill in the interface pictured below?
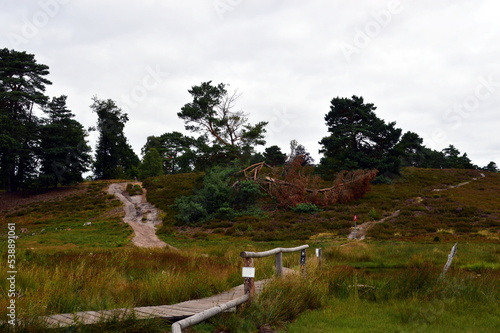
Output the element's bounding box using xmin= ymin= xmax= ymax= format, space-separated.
xmin=174 ymin=166 xmax=262 ymax=225
xmin=292 ymin=203 xmax=322 ymax=214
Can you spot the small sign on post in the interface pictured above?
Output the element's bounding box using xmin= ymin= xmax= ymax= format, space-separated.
xmin=243 ymin=257 xmax=255 ymax=301
xmin=242 ymin=267 xmax=255 ymax=278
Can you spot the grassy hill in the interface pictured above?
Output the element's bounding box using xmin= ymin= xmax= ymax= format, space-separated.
xmin=2 ymin=167 xmax=497 ymax=250
xmin=143 ymin=167 xmax=500 ymax=244
xmin=0 ymin=181 xmax=131 ymax=249
xmin=0 ymin=168 xmax=498 ymax=332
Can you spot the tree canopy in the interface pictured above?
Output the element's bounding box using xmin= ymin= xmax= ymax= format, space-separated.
xmin=319 ymin=95 xmax=402 ymax=178
xmin=178 ymin=81 xmax=268 ymax=164
xmin=92 ymin=97 xmax=139 ymax=179
xmin=2 ymin=48 xmax=491 ymax=193
xmin=263 ymin=145 xmax=287 ymax=166
xmin=138 ymin=148 xmax=163 ymax=180
xmin=39 ymin=95 xmax=92 ymax=187
xmin=0 ymin=48 xmax=52 ymax=191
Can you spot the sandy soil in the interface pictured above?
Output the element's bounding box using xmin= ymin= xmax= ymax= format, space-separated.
xmin=107 ymin=182 xmax=176 ymax=249
xmin=348 ymin=210 xmax=401 ymax=241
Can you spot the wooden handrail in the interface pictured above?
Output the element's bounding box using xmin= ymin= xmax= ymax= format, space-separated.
xmin=172 ymin=244 xmax=311 ymax=332
xmin=240 ymin=245 xmax=309 ymax=258
xmin=171 ymin=294 xmax=250 ymax=333
xmin=240 ymin=245 xmax=309 ymax=299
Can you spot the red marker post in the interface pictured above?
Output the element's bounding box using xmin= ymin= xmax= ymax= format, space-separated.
xmin=353 ymin=215 xmax=358 ymax=227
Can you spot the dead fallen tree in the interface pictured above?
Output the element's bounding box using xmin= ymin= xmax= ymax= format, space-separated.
xmin=240 ymin=157 xmax=378 ymax=207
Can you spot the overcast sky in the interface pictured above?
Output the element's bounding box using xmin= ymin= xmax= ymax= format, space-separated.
xmin=2 ymin=0 xmax=499 ymax=167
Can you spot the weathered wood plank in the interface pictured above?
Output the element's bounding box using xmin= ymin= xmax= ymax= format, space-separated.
xmin=240 ymin=245 xmax=309 ymax=258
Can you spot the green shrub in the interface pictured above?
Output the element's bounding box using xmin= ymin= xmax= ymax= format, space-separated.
xmin=174 ymin=196 xmax=208 ymax=224
xmin=125 ymin=183 xmax=142 ymax=196
xmin=174 ymin=166 xmax=263 ymax=225
xmin=368 ymin=207 xmax=380 ymax=220
xmin=292 ymin=203 xmax=322 ymax=214
xmin=372 ymin=175 xmax=393 ymax=184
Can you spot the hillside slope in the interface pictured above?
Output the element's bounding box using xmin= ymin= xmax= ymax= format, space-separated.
xmin=144 ymin=167 xmax=500 ymax=242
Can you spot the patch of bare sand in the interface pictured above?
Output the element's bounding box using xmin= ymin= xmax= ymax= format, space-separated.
xmin=107 ymin=183 xmax=177 ymax=250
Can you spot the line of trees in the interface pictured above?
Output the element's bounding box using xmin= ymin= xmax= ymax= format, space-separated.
xmin=1 ymin=48 xmax=497 ymax=192
xmin=0 ymin=48 xmax=141 ymax=191
xmin=316 ymin=95 xmax=496 ymax=179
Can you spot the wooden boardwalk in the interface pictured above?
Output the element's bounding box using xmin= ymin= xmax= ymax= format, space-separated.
xmin=41 ymin=280 xmax=267 ymax=328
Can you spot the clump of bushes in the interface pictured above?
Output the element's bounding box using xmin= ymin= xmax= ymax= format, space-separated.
xmin=292 ymin=203 xmax=322 ymax=214
xmin=174 ymin=166 xmax=262 ymax=225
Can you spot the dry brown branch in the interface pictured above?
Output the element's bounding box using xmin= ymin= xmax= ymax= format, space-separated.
xmin=240 ymin=159 xmax=377 ymax=207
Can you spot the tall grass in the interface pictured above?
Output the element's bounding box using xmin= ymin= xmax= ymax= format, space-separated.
xmin=187 ymin=242 xmax=499 ymax=332
xmin=0 ymin=248 xmax=241 ymax=329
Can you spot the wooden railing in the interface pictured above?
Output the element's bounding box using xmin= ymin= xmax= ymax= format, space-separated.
xmin=240 ymin=244 xmax=309 ymax=299
xmin=171 ymin=245 xmax=309 ymax=333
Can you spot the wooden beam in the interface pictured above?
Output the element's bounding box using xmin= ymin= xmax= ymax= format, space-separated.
xmin=240 ymin=245 xmax=309 ymax=258
xmin=171 ymin=294 xmax=250 ymax=333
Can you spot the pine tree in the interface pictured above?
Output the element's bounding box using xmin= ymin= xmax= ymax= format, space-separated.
xmin=91 ymin=97 xmax=139 ymax=179
xmin=0 ymin=48 xmax=51 ymax=191
xmin=39 ymin=96 xmax=92 ymax=187
xmin=138 ymin=148 xmax=163 ymax=179
xmin=319 ymin=95 xmax=401 ymax=178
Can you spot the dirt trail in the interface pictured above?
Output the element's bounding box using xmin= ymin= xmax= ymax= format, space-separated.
xmin=432 ymin=172 xmax=485 ymax=192
xmin=107 ymin=183 xmax=176 ymax=249
xmin=348 ymin=172 xmax=487 ymax=241
xmin=348 ymin=210 xmax=401 ymax=241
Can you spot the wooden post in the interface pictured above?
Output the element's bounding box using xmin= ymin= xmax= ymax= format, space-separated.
xmin=300 ymin=249 xmax=306 ymax=276
xmin=316 ymin=248 xmax=322 ymax=269
xmin=440 ymin=243 xmax=458 ymax=279
xmin=275 ymin=252 xmax=283 ymax=277
xmin=243 ymin=257 xmax=255 ymax=301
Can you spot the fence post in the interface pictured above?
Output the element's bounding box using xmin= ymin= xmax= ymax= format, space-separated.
xmin=275 ymin=252 xmax=283 ymax=277
xmin=316 ymin=248 xmax=322 ymax=269
xmin=243 ymin=257 xmax=255 ymax=301
xmin=439 ymin=243 xmax=458 ymax=279
xmin=300 ymin=249 xmax=306 ymax=276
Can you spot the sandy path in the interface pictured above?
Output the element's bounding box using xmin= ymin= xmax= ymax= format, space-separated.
xmin=432 ymin=172 xmax=485 ymax=192
xmin=348 ymin=210 xmax=401 ymax=241
xmin=348 ymin=172 xmax=487 ymax=241
xmin=107 ymin=183 xmax=175 ymax=249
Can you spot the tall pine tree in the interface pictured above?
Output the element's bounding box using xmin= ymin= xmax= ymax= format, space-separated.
xmin=91 ymin=97 xmax=139 ymax=179
xmin=319 ymin=95 xmax=402 ymax=178
xmin=39 ymin=96 xmax=92 ymax=187
xmin=0 ymin=48 xmax=51 ymax=191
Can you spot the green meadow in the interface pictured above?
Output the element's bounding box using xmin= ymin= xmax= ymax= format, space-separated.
xmin=0 ymin=168 xmax=498 ymax=332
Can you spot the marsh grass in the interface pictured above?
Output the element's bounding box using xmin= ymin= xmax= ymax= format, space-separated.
xmin=187 ymin=241 xmax=499 ymax=332
xmin=207 ymin=255 xmax=499 ymax=332
xmin=282 ymin=267 xmax=500 ymax=332
xmin=0 ymin=248 xmax=240 ymax=323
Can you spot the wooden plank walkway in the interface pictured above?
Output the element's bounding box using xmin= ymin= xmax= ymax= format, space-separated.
xmin=40 ymin=280 xmax=267 ymax=328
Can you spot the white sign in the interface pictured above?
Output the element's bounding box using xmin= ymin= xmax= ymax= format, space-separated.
xmin=242 ymin=267 xmax=255 ymax=278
